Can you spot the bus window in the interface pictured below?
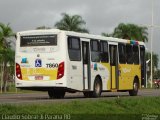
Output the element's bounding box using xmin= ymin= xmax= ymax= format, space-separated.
xmin=68 ymin=37 xmax=81 ymax=61
xmin=91 ymin=40 xmax=100 ymax=62
xmin=109 ymin=45 xmax=117 ymax=66
xmin=118 ymin=43 xmax=126 ymax=64
xmin=140 ymin=45 xmax=146 ymax=86
xmin=126 ymin=44 xmax=133 ymax=64
xmin=140 ymin=46 xmax=145 ymax=66
xmin=82 ymin=42 xmax=88 ymax=64
xmin=100 ymin=41 xmax=108 ymax=62
xmin=133 ymin=45 xmax=139 ymax=64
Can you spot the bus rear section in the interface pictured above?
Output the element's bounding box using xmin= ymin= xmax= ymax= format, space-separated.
xmin=15 ymin=30 xmax=67 ymax=98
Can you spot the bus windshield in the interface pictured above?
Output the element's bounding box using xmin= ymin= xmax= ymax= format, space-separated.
xmin=20 ymin=35 xmax=57 ymax=47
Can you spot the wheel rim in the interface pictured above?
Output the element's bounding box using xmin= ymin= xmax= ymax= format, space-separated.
xmin=95 ymin=82 xmax=100 ymax=94
xmin=133 ymin=83 xmax=138 ymax=91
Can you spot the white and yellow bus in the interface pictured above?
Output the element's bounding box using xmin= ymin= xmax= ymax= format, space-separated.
xmin=15 ymin=29 xmax=146 ymax=98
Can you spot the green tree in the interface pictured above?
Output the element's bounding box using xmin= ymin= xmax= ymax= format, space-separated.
xmin=102 ymin=23 xmax=148 ymax=42
xmin=0 ymin=23 xmax=15 ymax=92
xmin=145 ymin=52 xmax=158 ymax=70
xmin=145 ymin=52 xmax=159 ymax=79
xmin=55 ymin=13 xmax=89 ymax=33
xmin=154 ymin=69 xmax=160 ymax=79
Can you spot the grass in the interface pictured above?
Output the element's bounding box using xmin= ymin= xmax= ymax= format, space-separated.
xmin=0 ymin=97 xmax=160 ymax=120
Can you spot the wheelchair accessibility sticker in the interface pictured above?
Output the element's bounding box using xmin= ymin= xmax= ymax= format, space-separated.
xmin=35 ymin=59 xmax=42 ymax=67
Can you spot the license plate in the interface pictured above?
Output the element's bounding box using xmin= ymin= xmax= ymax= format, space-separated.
xmin=35 ymin=76 xmax=43 ymax=80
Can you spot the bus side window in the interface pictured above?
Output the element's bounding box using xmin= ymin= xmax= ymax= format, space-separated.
xmin=118 ymin=43 xmax=126 ymax=64
xmin=82 ymin=42 xmax=88 ymax=64
xmin=133 ymin=45 xmax=139 ymax=64
xmin=68 ymin=37 xmax=81 ymax=61
xmin=126 ymin=44 xmax=133 ymax=64
xmin=91 ymin=40 xmax=100 ymax=62
xmin=140 ymin=46 xmax=145 ymax=66
xmin=140 ymin=45 xmax=146 ymax=86
xmin=100 ymin=41 xmax=109 ymax=63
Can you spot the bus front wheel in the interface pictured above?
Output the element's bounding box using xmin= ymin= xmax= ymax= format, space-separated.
xmin=48 ymin=90 xmax=65 ymax=99
xmin=129 ymin=79 xmax=139 ymax=96
xmin=92 ymin=77 xmax=102 ymax=98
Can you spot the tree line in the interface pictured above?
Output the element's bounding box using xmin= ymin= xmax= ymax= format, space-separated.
xmin=0 ymin=13 xmax=158 ymax=92
xmin=0 ymin=23 xmax=15 ymax=92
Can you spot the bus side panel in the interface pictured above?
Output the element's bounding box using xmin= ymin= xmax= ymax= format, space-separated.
xmin=100 ymin=63 xmax=111 ymax=90
xmin=118 ymin=64 xmax=141 ymax=90
xmin=90 ymin=62 xmax=110 ymax=91
xmin=65 ymin=36 xmax=83 ymax=91
xmin=66 ymin=61 xmax=83 ymax=91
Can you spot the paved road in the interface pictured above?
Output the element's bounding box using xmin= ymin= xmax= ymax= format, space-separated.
xmin=0 ymin=89 xmax=160 ymax=104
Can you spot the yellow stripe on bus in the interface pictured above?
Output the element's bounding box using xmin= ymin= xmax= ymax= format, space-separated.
xmin=21 ymin=68 xmax=58 ymax=80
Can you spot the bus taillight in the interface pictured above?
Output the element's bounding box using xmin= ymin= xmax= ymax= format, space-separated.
xmin=57 ymin=62 xmax=64 ymax=79
xmin=16 ymin=63 xmax=22 ymax=80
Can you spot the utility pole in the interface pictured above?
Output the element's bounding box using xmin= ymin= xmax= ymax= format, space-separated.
xmin=150 ymin=0 xmax=154 ymax=88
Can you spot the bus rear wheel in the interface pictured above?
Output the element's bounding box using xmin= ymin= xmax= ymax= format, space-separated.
xmin=48 ymin=90 xmax=65 ymax=99
xmin=129 ymin=79 xmax=139 ymax=96
xmin=48 ymin=90 xmax=54 ymax=99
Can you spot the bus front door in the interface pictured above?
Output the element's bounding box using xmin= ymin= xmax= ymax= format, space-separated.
xmin=82 ymin=41 xmax=91 ymax=90
xmin=109 ymin=45 xmax=118 ymax=89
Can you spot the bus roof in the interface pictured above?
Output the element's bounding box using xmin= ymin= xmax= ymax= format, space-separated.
xmin=17 ymin=29 xmax=145 ymax=46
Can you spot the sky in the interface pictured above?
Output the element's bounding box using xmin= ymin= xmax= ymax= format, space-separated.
xmin=0 ymin=0 xmax=160 ymax=66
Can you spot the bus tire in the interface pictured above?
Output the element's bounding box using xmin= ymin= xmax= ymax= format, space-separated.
xmin=48 ymin=90 xmax=54 ymax=99
xmin=48 ymin=90 xmax=65 ymax=99
xmin=55 ymin=90 xmax=65 ymax=98
xmin=129 ymin=78 xmax=139 ymax=96
xmin=92 ymin=77 xmax=102 ymax=98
